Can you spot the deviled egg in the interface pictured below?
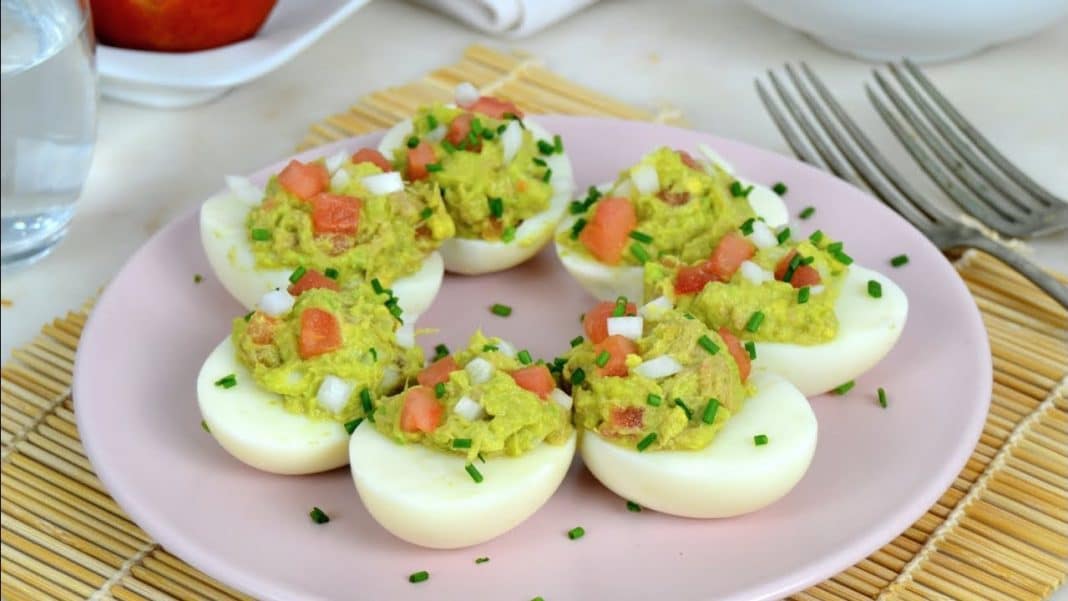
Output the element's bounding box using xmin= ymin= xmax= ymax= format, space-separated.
xmin=349 ymin=332 xmax=576 ymax=548
xmin=196 ymin=283 xmax=423 ymax=475
xmin=200 ymin=148 xmax=454 ymax=320
xmin=378 ymin=83 xmax=575 ymax=274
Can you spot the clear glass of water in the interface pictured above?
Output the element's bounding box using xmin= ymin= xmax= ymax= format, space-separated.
xmin=1 ymin=0 xmax=97 ymax=270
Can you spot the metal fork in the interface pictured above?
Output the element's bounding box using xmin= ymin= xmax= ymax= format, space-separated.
xmin=755 ymin=63 xmax=1068 ymax=309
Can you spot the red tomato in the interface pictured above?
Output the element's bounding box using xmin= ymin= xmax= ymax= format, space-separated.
xmin=583 ymin=300 xmax=638 ymax=344
xmin=595 ymin=335 xmax=638 ymax=377
xmin=718 ymin=327 xmax=750 ymax=382
xmin=277 ymin=159 xmax=328 ymax=201
xmin=677 ymin=150 xmax=701 ymax=170
xmin=674 ymin=264 xmax=716 ymax=295
xmin=774 ymin=250 xmax=823 ymax=288
xmin=511 ymin=365 xmax=555 ymax=399
xmin=445 ymin=112 xmax=475 ymax=147
xmin=705 ymin=232 xmax=756 ymax=281
xmin=309 ymin=193 xmax=361 ymax=236
xmin=579 ymin=197 xmax=637 ymax=264
xmin=610 ymin=406 xmax=644 ymax=430
xmin=417 ymin=356 xmax=459 ymax=388
xmin=287 ymin=269 xmax=340 ymax=296
xmin=407 ymin=141 xmax=436 ymax=181
xmin=246 ymin=312 xmax=277 ymax=345
xmin=298 ymin=308 xmax=342 ymax=359
xmin=400 ymin=387 xmax=443 ymax=433
xmin=351 ymin=148 xmax=392 ymax=171
xmin=468 ymin=96 xmax=524 ymax=120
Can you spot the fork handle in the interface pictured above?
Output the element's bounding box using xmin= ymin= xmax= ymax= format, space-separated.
xmin=963 ymin=235 xmax=1068 ymax=309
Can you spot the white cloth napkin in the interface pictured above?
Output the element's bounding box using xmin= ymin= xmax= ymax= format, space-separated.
xmin=410 ymin=0 xmax=598 ymax=37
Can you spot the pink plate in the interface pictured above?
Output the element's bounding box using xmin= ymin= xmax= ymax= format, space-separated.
xmin=75 ymin=117 xmax=991 ymax=601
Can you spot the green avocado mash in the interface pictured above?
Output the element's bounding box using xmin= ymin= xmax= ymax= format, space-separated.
xmin=558 ymin=147 xmax=755 ymax=265
xmin=246 ymin=160 xmax=454 ymax=288
xmin=232 ymin=286 xmax=424 ymax=423
xmin=395 ymin=104 xmax=554 ymax=240
xmin=564 ymin=310 xmax=750 ymax=452
xmin=374 ymin=332 xmax=572 ymax=462
xmin=645 ymin=232 xmax=850 ymax=344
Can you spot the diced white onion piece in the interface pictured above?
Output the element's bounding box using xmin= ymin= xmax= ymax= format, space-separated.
xmin=464 ymin=357 xmax=495 ymax=384
xmin=639 ymin=296 xmax=673 ymax=320
xmin=811 ymin=285 xmax=826 ymax=295
xmin=259 ymin=290 xmax=294 ymax=317
xmin=495 ymin=340 xmax=517 ymax=358
xmin=549 ymin=388 xmax=573 ymax=411
xmin=225 ymin=175 xmax=264 ymax=205
xmin=748 ymin=220 xmax=777 ymax=249
xmin=501 ymin=120 xmax=523 ymax=163
xmin=606 ymin=316 xmax=643 ymax=341
xmin=454 ymin=395 xmax=485 ymax=421
xmin=697 ymin=143 xmax=735 ymax=174
xmin=395 ymin=323 xmax=415 ymax=348
xmin=454 ymin=82 xmax=479 ymax=108
xmin=630 ymin=164 xmax=660 ymax=195
xmin=330 ymin=168 xmax=350 ymax=192
xmin=633 ymin=355 xmax=683 ymax=379
xmin=316 ymin=375 xmax=353 ymax=414
xmin=382 ymin=366 xmax=401 ymax=391
xmin=325 ymin=151 xmax=348 ymax=174
xmin=740 ymin=260 xmax=773 ymax=285
xmin=424 ymin=125 xmax=446 ymax=143
xmin=361 ymin=172 xmax=404 ymax=196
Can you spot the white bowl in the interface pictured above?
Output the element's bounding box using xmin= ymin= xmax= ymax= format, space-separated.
xmin=747 ymin=0 xmax=1068 ymax=63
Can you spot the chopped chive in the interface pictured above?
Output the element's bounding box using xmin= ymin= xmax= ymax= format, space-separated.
xmin=214 ymin=374 xmax=237 ymax=389
xmin=630 ymin=243 xmax=650 ymax=264
xmin=890 ymin=254 xmax=909 ymax=267
xmin=371 ymin=278 xmax=384 ymax=294
xmin=426 ymin=114 xmax=438 ymax=130
xmin=799 ymin=206 xmax=815 ymax=219
xmin=533 ymin=157 xmax=548 ymax=167
xmin=477 ymin=452 xmax=486 ymax=463
xmin=697 ymin=335 xmax=720 ymax=355
xmin=612 ymin=296 xmax=629 ymax=317
xmin=482 ymin=344 xmax=499 ymax=352
xmin=465 ymin=463 xmax=483 ymax=483
xmin=833 ymin=250 xmax=854 ymax=265
xmin=595 ymin=350 xmax=611 ymax=368
xmin=878 ymin=387 xmax=888 ymax=408
xmin=783 ymin=252 xmax=803 ymax=283
xmin=488 ymin=196 xmax=504 ymax=219
xmin=344 ymin=418 xmax=364 ymax=434
xmin=434 ymin=343 xmax=450 ymax=360
xmin=827 ymin=241 xmax=844 ymax=253
xmin=586 ymin=185 xmax=602 ymax=203
xmin=537 ymin=139 xmax=555 ymax=155
xmin=490 ymin=303 xmax=512 ymax=317
xmin=406 ymin=136 xmax=420 ymax=149
xmin=754 ymin=434 xmax=769 ymax=446
xmin=569 ymin=335 xmax=584 ymax=348
xmin=702 ymin=398 xmax=720 ymax=424
xmin=569 ymin=200 xmax=586 ymax=214
xmin=496 ymin=123 xmax=507 ymax=134
xmin=729 ymin=181 xmax=745 ymax=197
xmin=369 ymin=347 xmax=378 ymax=361
xmin=518 ymin=350 xmax=533 ymax=365
xmin=323 ymin=267 xmax=339 ymax=280
xmin=567 ymin=526 xmax=585 ymax=540
xmin=388 ymin=303 xmax=403 ymax=321
xmin=434 ymin=382 xmax=446 ymax=398
xmin=408 ymin=571 xmax=429 ymax=584
xmin=542 ymin=168 xmax=553 ymax=183
xmin=250 ymin=228 xmax=271 ymax=241
xmin=809 ymin=230 xmax=824 ymax=245
xmin=470 ymin=118 xmax=483 ymax=135
xmin=745 ymin=311 xmax=765 ymax=333
xmin=309 ymin=507 xmax=330 ymax=524
xmin=674 ymin=398 xmax=693 ymax=420
xmin=360 ymin=388 xmax=373 ymax=414
xmin=646 ymin=393 xmax=663 ymax=407
xmin=570 ymin=217 xmax=587 ymax=239
xmin=637 ymin=432 xmax=657 ymax=451
xmin=772 ymin=182 xmax=788 ymax=195
xmin=442 ymin=140 xmax=457 ymax=153
xmin=626 ymin=500 xmax=642 ymax=512
xmin=201 ymin=420 xmax=210 ymax=433
xmin=776 ymin=227 xmax=791 ymax=245
xmin=243 ymin=310 xmax=255 ymax=322
xmin=571 ymin=368 xmax=586 ymax=386
xmin=740 ymin=218 xmax=755 ymax=235
xmin=426 ymin=162 xmax=443 ymax=173
xmin=288 ymin=265 xmax=306 ymax=284
xmin=798 ymin=286 xmax=811 ymax=304
xmin=868 ymin=280 xmax=883 ymax=298
xmin=452 ymin=438 xmax=472 ymax=449
xmin=833 ymin=380 xmax=855 ymax=395
xmin=481 ymin=129 xmax=495 ymax=140
xmin=629 ymin=230 xmax=654 ymax=244
xmin=501 ymin=225 xmax=516 ymax=243
xmin=193 ymin=273 xmax=204 ymax=284
xmin=475 ymin=557 xmax=490 ymax=564
xmin=744 ymin=341 xmax=757 ymax=360
xmin=553 ymin=134 xmax=564 ymax=153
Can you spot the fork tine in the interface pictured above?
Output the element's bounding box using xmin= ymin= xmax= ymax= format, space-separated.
xmin=871 ymin=69 xmax=1033 ymax=237
xmin=903 ymin=59 xmax=1064 ymax=208
xmin=789 ymin=63 xmax=946 ymax=228
xmin=887 ymin=63 xmax=1044 ymax=217
xmin=754 ymin=79 xmax=825 ymax=169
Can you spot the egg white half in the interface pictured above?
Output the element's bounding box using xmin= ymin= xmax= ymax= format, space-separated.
xmin=752 ymin=264 xmax=908 ymax=396
xmin=349 ymin=424 xmax=577 ymax=548
xmin=580 ymin=371 xmax=816 ymax=518
xmin=379 ymin=117 xmax=575 ymax=274
xmin=199 ymin=188 xmax=444 ymax=320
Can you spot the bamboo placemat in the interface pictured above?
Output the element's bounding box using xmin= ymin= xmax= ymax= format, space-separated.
xmin=2 ymin=44 xmax=1065 ymax=601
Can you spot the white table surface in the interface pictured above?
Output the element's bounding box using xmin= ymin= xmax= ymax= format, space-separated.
xmin=1 ymin=1 xmax=1065 ymax=595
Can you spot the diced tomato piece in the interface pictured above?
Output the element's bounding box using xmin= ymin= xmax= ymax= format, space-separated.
xmin=657 ymin=190 xmax=691 ymax=206
xmin=417 ymin=355 xmax=459 ymax=388
xmin=400 ymin=386 xmax=443 ymax=433
xmin=610 ymin=406 xmax=644 ymax=430
xmin=407 ymin=141 xmax=436 ymax=181
xmin=351 ymin=148 xmax=392 ymax=171
xmin=445 ymin=112 xmax=474 ymax=146
xmin=579 ymin=196 xmax=637 ymax=264
xmin=298 ymin=308 xmax=342 ymax=359
xmin=511 ymin=365 xmax=555 ymax=399
xmin=706 ymin=232 xmax=756 ymax=281
xmin=718 ymin=327 xmax=750 ymax=382
xmin=246 ymin=312 xmax=277 ymax=345
xmin=309 ymin=193 xmax=360 ymax=236
xmin=287 ymin=269 xmax=340 ymax=296
xmin=774 ymin=250 xmax=798 ymax=281
xmin=595 ymin=335 xmax=638 ymax=377
xmin=468 ymin=96 xmax=524 ymax=120
xmin=583 ymin=300 xmax=638 ymax=344
xmin=677 ymin=150 xmax=701 ymax=170
xmin=774 ymin=250 xmax=823 ymax=288
xmin=674 ymin=263 xmax=715 ymax=295
xmin=277 ymin=159 xmax=328 ymax=201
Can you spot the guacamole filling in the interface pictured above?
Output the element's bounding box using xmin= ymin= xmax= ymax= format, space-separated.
xmin=645 ymin=229 xmax=850 ymax=345
xmin=394 ymin=104 xmax=554 ymax=241
xmin=246 ymin=160 xmax=454 ymax=288
xmin=374 ymin=332 xmax=572 ymax=462
xmin=558 ymin=147 xmax=756 ymax=265
xmin=232 ymin=286 xmax=424 ymax=423
xmin=564 ymin=310 xmax=749 ymax=452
